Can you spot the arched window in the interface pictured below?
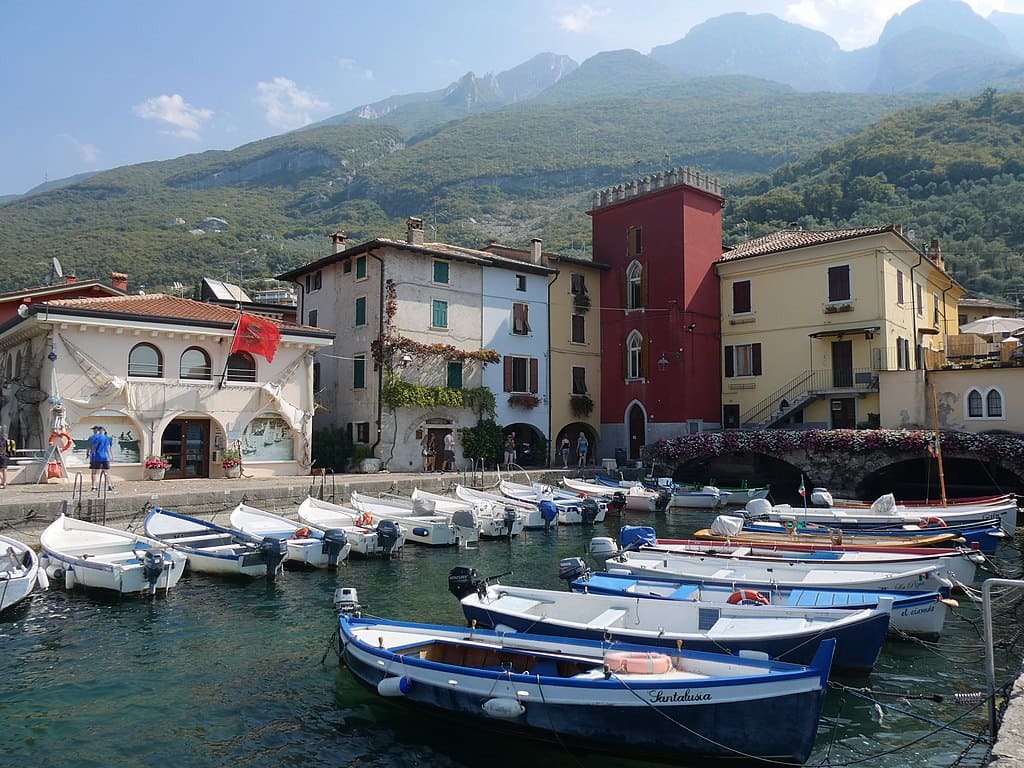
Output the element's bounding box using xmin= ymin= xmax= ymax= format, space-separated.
xmin=180 ymin=347 xmax=212 ymax=380
xmin=226 ymin=351 xmax=257 ymax=382
xmin=986 ymin=389 xmax=1003 ymax=418
xmin=967 ymin=389 xmax=983 ymax=418
xmin=626 ymin=330 xmax=644 ymax=380
xmin=626 ymin=260 xmax=644 ymax=310
xmin=128 ymin=343 xmax=163 ymax=377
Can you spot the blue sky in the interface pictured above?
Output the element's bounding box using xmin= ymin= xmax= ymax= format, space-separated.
xmin=2 ymin=0 xmax=1022 ymax=196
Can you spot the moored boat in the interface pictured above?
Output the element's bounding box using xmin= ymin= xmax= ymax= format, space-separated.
xmin=499 ymin=480 xmax=603 ymax=524
xmin=0 ymin=534 xmax=48 ymax=612
xmin=565 ymin=562 xmax=951 ymax=640
xmin=696 ymin=514 xmax=961 ymax=548
xmin=562 ymin=477 xmax=659 ymax=512
xmin=454 ymin=485 xmax=548 ymax=530
xmin=450 ymin=572 xmax=890 ymax=676
xmin=228 ymin=503 xmax=351 ymax=568
xmin=350 ymin=491 xmax=478 ymax=547
xmin=411 ymin=487 xmax=524 ymax=538
xmin=143 ymin=506 xmax=286 ymax=579
xmin=338 ymin=609 xmax=835 ymax=764
xmin=40 ymin=513 xmax=186 ymax=595
xmin=297 ymin=496 xmax=405 ymax=557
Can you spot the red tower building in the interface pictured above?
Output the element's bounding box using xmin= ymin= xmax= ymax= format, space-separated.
xmin=591 ymin=168 xmax=725 ymax=462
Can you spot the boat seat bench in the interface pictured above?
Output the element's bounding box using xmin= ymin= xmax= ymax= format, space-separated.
xmin=586 ymin=607 xmax=628 ymax=630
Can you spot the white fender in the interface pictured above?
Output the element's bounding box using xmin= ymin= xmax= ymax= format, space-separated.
xmin=482 ymin=697 xmax=525 ymax=719
xmin=377 ymin=676 xmax=412 ymax=697
xmin=64 ymin=566 xmax=76 ymax=590
xmin=36 ymin=567 xmax=50 ymax=590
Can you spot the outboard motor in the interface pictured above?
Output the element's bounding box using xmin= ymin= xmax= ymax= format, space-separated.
xmin=375 ymin=519 xmax=400 ymax=557
xmin=580 ymin=497 xmax=599 ymax=524
xmin=334 ymin=586 xmax=362 ymax=617
xmin=810 ymin=488 xmax=834 ymax=507
xmin=142 ymin=549 xmax=167 ymax=595
xmin=654 ymin=488 xmax=672 ymax=511
xmin=503 ymin=506 xmax=518 ymax=537
xmin=607 ymin=491 xmax=627 ymax=516
xmin=745 ymin=497 xmax=772 ymax=519
xmin=538 ymin=500 xmax=558 ymax=529
xmin=448 ymin=566 xmax=481 ymax=600
xmin=322 ymin=528 xmax=348 ymax=568
xmin=260 ymin=536 xmax=288 ymax=578
xmin=588 ymin=536 xmax=619 ymax=564
xmin=558 ymin=556 xmax=590 ymax=584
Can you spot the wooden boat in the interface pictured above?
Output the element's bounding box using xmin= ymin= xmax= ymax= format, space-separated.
xmin=143 ymin=506 xmax=286 ymax=578
xmin=746 ymin=493 xmax=1019 ymax=535
xmin=498 ymin=480 xmax=604 ymax=524
xmin=600 ymin=528 xmax=982 ymax=587
xmin=696 ymin=514 xmax=961 ymax=548
xmin=566 ymin=565 xmax=951 ymax=640
xmin=594 ymin=546 xmax=955 ymax=593
xmin=39 ymin=513 xmax=186 ymax=595
xmin=227 ymin=503 xmax=351 ymax=568
xmin=0 ymin=534 xmax=48 ymax=612
xmin=297 ymin=496 xmax=405 ymax=557
xmin=455 ymin=485 xmax=548 ymax=530
xmin=350 ymin=491 xmax=478 ymax=547
xmin=411 ymin=488 xmax=524 ymax=538
xmin=562 ymin=477 xmax=658 ymax=512
xmin=451 ymin=575 xmax=890 ymax=676
xmin=338 ymin=612 xmax=835 ymax=764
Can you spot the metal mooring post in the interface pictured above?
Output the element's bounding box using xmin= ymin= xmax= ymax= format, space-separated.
xmin=983 ymin=578 xmax=1024 ymax=737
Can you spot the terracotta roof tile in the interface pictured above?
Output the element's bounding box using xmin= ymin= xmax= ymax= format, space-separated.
xmin=721 ymin=226 xmax=894 ymax=261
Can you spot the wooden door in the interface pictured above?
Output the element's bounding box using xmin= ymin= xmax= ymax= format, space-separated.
xmin=832 ymin=340 xmax=853 ymax=387
xmin=830 ymin=398 xmax=856 ymax=429
xmin=161 ymin=419 xmax=210 ymax=478
xmin=628 ymin=403 xmax=646 ymax=461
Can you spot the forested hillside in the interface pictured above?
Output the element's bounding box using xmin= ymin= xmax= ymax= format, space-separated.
xmin=0 ymin=76 xmax=936 ymax=296
xmin=725 ymin=89 xmax=1024 ymax=300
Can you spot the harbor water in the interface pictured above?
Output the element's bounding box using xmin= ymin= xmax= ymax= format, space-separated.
xmin=2 ymin=504 xmax=1023 ymax=768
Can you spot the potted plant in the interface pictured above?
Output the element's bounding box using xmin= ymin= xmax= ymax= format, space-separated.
xmin=222 ymin=450 xmax=242 ymax=478
xmin=573 ymin=292 xmax=591 ymax=312
xmin=144 ymin=455 xmax=170 ymax=481
xmin=570 ymin=393 xmax=594 ymax=417
xmin=508 ymin=393 xmax=540 ymax=409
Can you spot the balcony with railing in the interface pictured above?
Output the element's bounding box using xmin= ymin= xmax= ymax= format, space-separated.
xmin=742 ymin=367 xmax=879 ymax=428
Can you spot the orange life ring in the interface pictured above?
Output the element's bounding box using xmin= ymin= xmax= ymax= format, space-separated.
xmin=48 ymin=431 xmax=73 ymax=452
xmin=919 ymin=516 xmax=948 ymax=528
xmin=726 ymin=589 xmax=770 ymax=606
xmin=291 ymin=527 xmax=312 ymax=539
xmin=605 ymin=651 xmax=673 ymax=674
xmin=356 ymin=512 xmax=373 ymax=527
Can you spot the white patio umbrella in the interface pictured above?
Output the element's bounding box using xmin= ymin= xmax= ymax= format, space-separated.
xmin=959 ymin=315 xmax=1024 ymax=337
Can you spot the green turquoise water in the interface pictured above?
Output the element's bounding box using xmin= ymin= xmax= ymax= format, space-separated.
xmin=2 ymin=507 xmax=1021 ymax=767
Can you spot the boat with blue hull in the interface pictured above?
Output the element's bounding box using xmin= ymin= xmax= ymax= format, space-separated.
xmin=565 ymin=564 xmax=950 ymax=640
xmin=449 ymin=571 xmax=891 ymax=676
xmin=338 ymin=610 xmax=835 ymax=765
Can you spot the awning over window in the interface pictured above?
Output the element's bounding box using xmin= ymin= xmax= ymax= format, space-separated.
xmin=808 ymin=326 xmax=880 ymax=339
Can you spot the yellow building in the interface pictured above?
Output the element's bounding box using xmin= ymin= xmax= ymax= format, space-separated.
xmin=717 ymin=226 xmax=963 ymax=429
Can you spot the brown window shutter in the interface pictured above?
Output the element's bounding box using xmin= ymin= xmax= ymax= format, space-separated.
xmin=621 ymin=338 xmax=629 ymax=378
xmin=523 ymin=303 xmax=531 ymax=334
xmin=752 ymin=343 xmax=762 ymax=376
xmin=504 ymin=357 xmax=513 ymax=392
xmin=724 ymin=346 xmax=735 ymax=378
xmin=641 ymin=337 xmax=650 ymax=378
xmin=529 ymin=358 xmax=538 ymax=393
xmin=640 ymin=265 xmax=649 ymax=307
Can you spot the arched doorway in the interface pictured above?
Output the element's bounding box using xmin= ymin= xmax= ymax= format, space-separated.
xmin=503 ymin=423 xmax=545 ymax=467
xmin=627 ymin=401 xmax=646 ymax=461
xmin=554 ymin=422 xmax=597 ymax=469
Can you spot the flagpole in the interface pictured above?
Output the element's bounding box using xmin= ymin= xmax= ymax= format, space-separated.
xmin=219 ymin=314 xmax=243 ymax=389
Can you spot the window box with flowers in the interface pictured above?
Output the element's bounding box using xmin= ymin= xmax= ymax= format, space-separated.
xmin=570 ymin=393 xmax=594 ymax=417
xmin=823 ymin=302 xmax=854 ymax=314
xmin=508 ymin=393 xmax=540 ymax=409
xmin=222 ymin=450 xmax=243 ymax=478
xmin=144 ymin=455 xmax=170 ymax=480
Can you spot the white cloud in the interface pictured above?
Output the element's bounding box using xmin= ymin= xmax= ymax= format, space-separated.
xmin=59 ymin=133 xmax=99 ymax=164
xmin=558 ymin=3 xmax=612 ymax=33
xmin=257 ymin=77 xmax=330 ymax=130
xmin=133 ymin=94 xmax=213 ymax=140
xmin=337 ymin=57 xmax=375 ymax=81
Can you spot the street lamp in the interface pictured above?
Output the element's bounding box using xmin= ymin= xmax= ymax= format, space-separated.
xmin=657 ymin=354 xmax=669 ymax=372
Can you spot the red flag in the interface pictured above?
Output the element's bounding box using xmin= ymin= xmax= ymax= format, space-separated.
xmin=231 ymin=313 xmax=281 ymax=362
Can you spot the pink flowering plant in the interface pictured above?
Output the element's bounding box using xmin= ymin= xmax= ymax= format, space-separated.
xmin=648 ymin=429 xmax=1024 ymax=469
xmin=222 ymin=450 xmax=242 ymax=469
xmin=144 ymin=456 xmax=170 ymax=470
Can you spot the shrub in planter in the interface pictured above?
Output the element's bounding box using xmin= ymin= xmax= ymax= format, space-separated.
xmin=570 ymin=393 xmax=594 ymax=417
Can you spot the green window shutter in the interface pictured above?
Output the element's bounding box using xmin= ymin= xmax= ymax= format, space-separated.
xmin=724 ymin=346 xmax=735 ymax=378
xmin=353 ymin=356 xmax=365 ymax=389
xmin=433 ymin=261 xmax=449 ymax=284
xmin=432 ymin=300 xmax=448 ymax=328
xmin=355 ymin=297 xmax=366 ymax=326
xmin=447 ymin=361 xmax=463 ymax=389
xmin=355 ymin=256 xmax=367 ymax=279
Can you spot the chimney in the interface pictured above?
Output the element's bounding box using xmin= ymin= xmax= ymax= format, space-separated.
xmin=407 ymin=217 xmax=424 ymax=245
xmin=788 ymin=222 xmax=801 ymax=231
xmin=110 ymin=272 xmax=128 ymax=292
xmin=64 ymin=274 xmax=77 ymax=284
xmin=530 ymin=238 xmax=543 ymax=264
xmin=330 ymin=230 xmax=348 ymax=254
xmin=927 ymin=238 xmax=944 ymax=269
xmin=894 ymin=223 xmax=904 ymax=235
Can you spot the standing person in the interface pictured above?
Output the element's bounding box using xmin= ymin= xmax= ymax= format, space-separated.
xmin=560 ymin=436 xmax=571 ymax=469
xmin=576 ymin=432 xmax=589 ymax=469
xmin=421 ymin=433 xmax=436 ymax=473
xmin=0 ymin=425 xmax=8 ymax=489
xmin=442 ymin=431 xmax=456 ymax=473
xmin=87 ymin=425 xmax=114 ymax=491
xmin=503 ymin=433 xmax=517 ymax=469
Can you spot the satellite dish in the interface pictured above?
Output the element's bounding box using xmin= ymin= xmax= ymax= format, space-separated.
xmin=52 ymin=257 xmax=63 ymax=278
